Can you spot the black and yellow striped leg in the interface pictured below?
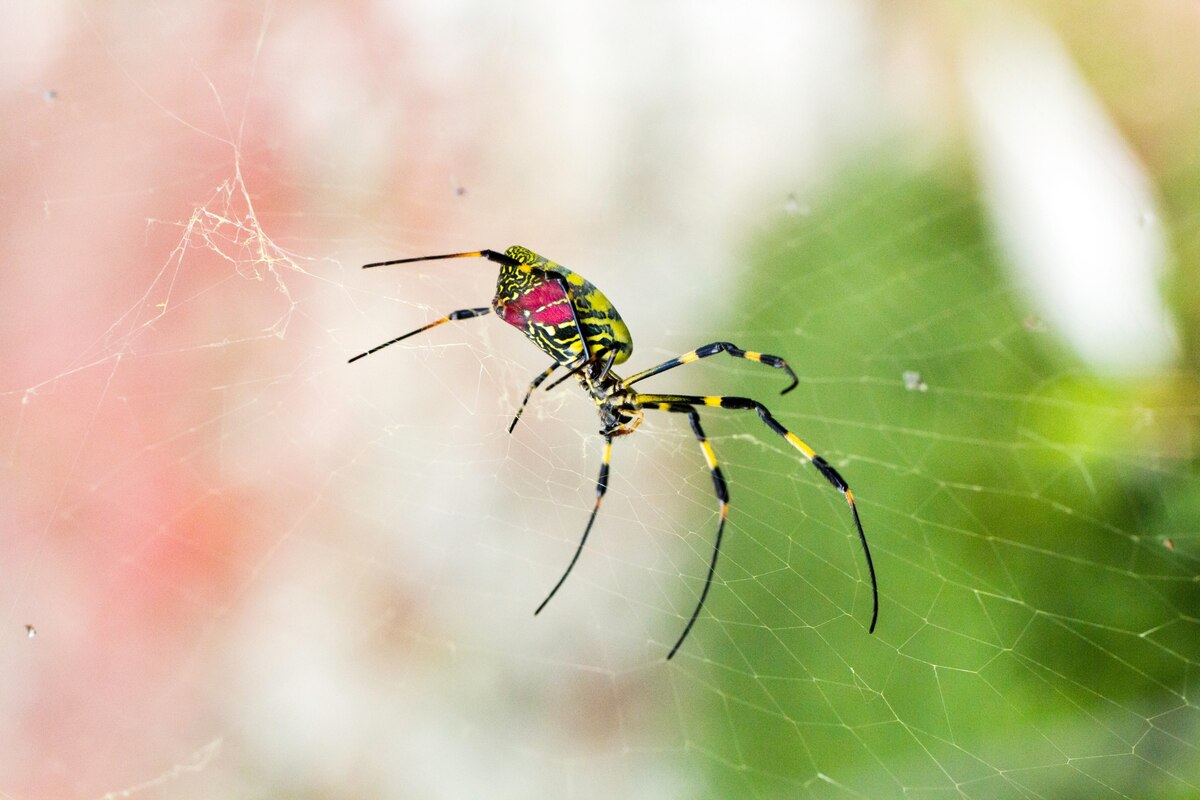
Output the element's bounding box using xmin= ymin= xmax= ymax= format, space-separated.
xmin=362 ymin=249 xmax=522 ymax=270
xmin=348 ymin=307 xmax=493 ymax=364
xmin=534 ymin=435 xmax=614 ymax=616
xmin=509 ymin=363 xmax=560 ymax=433
xmin=648 ymin=402 xmax=729 ymax=659
xmin=621 ymin=342 xmax=800 ymax=394
xmin=638 ymin=393 xmax=879 ymax=634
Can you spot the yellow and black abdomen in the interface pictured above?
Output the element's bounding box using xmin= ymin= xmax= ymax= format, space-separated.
xmin=492 ymin=246 xmax=633 ymax=366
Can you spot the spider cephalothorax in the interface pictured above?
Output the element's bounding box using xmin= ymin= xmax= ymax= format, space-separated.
xmin=351 ymin=246 xmax=878 ymax=659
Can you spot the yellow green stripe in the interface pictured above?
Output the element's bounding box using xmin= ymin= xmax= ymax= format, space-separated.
xmin=785 ymin=432 xmax=816 ymax=459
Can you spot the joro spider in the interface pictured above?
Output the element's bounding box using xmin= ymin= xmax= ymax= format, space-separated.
xmin=350 ymin=245 xmax=878 ymax=659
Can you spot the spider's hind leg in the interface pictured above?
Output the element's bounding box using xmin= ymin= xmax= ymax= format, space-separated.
xmin=645 ymin=402 xmax=730 ymax=660
xmin=638 ymin=392 xmax=879 ymax=636
xmin=534 ymin=435 xmax=614 ymax=615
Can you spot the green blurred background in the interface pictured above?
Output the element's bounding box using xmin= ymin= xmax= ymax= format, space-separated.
xmin=693 ymin=161 xmax=1200 ymax=796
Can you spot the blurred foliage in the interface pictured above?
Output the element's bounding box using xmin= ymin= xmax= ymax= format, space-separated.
xmin=685 ymin=161 xmax=1200 ymax=798
xmin=1035 ymin=0 xmax=1200 ymax=372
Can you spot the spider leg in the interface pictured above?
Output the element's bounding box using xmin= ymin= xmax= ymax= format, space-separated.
xmin=509 ymin=363 xmax=560 ymax=433
xmin=534 ymin=435 xmax=614 ymax=615
xmin=637 ymin=392 xmax=879 ymax=634
xmin=362 ymin=249 xmax=522 ymax=269
xmin=622 ymin=342 xmax=799 ymax=394
xmin=544 ymin=347 xmax=618 ymax=393
xmin=512 ymin=344 xmax=615 ymax=434
xmin=348 ymin=307 xmax=492 ymax=364
xmin=646 ymin=402 xmax=729 ymax=660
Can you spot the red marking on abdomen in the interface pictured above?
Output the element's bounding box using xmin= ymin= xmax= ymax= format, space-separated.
xmin=498 ymin=281 xmax=573 ymax=329
xmin=530 ymin=301 xmax=574 ymax=326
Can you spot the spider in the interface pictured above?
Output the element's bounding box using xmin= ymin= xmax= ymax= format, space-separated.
xmin=350 ymin=245 xmax=878 ymax=659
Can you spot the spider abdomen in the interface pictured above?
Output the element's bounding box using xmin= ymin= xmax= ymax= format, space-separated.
xmin=494 ymin=246 xmax=634 ymax=366
xmin=494 ymin=280 xmax=573 ymax=332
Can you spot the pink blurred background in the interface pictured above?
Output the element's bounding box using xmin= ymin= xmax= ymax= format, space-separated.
xmin=8 ymin=4 xmax=872 ymax=795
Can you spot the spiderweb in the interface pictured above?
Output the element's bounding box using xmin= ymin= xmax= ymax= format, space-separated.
xmin=4 ymin=3 xmax=1199 ymax=799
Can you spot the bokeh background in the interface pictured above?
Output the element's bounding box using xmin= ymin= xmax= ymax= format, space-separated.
xmin=3 ymin=2 xmax=1199 ymax=798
